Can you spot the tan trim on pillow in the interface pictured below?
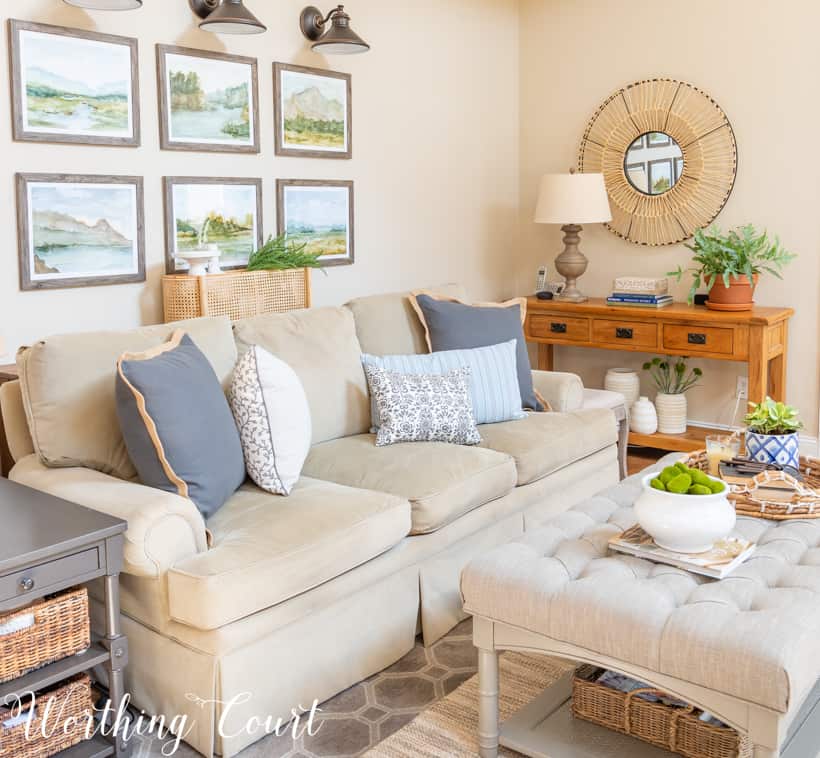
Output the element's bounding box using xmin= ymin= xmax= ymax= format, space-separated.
xmin=116 ymin=330 xmax=189 ymax=499
xmin=408 ymin=290 xmax=528 ymax=353
xmin=534 ymin=389 xmax=553 ymax=413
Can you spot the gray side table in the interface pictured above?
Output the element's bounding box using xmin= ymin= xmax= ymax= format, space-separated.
xmin=0 ymin=477 xmax=130 ymax=757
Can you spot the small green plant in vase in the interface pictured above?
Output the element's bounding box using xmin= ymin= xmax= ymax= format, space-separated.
xmin=668 ymin=224 xmax=795 ymax=311
xmin=642 ymin=356 xmax=703 ymax=435
xmin=744 ymin=397 xmax=802 ymax=469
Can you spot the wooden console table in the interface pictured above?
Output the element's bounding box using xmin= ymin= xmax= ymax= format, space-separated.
xmin=524 ymin=297 xmax=794 ymax=452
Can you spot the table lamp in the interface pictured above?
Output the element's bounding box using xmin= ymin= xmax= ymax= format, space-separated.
xmin=534 ymin=171 xmax=612 ymax=303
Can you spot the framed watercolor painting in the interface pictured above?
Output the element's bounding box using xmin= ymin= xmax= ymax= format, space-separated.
xmin=276 ymin=180 xmax=354 ymax=266
xmin=163 ymin=177 xmax=263 ymax=274
xmin=8 ymin=20 xmax=140 ymax=147
xmin=16 ymin=174 xmax=145 ymax=290
xmin=274 ymin=63 xmax=351 ymax=159
xmin=157 ymin=45 xmax=260 ymax=154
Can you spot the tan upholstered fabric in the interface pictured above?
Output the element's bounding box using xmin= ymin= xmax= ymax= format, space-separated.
xmin=17 ymin=317 xmax=236 ymax=480
xmin=531 ymin=370 xmax=584 ymax=412
xmin=303 ymin=435 xmax=517 ymax=534
xmin=10 ymin=455 xmax=207 ymax=578
xmin=233 ymin=307 xmax=370 ymax=445
xmin=462 ymin=460 xmax=820 ymax=714
xmin=167 ymin=477 xmax=411 ymax=630
xmin=345 ymin=284 xmax=467 ymax=356
xmin=479 ymin=408 xmax=617 ymax=486
xmin=0 ymin=381 xmax=34 ymax=463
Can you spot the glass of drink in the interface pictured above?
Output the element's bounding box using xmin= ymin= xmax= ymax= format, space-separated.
xmin=706 ymin=434 xmax=741 ymax=476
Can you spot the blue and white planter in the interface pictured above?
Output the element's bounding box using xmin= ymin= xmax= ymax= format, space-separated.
xmin=745 ymin=430 xmax=800 ymax=469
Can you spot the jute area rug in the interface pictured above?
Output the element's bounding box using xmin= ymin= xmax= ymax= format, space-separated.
xmin=364 ymin=653 xmax=573 ymax=757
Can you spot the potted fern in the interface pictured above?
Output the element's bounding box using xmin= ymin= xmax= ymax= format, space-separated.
xmin=744 ymin=398 xmax=802 ymax=469
xmin=642 ymin=357 xmax=703 ymax=434
xmin=246 ymin=235 xmax=325 ymax=272
xmin=668 ymin=224 xmax=795 ymax=311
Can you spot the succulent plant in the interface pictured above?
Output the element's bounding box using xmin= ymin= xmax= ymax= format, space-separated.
xmin=744 ymin=397 xmax=802 ymax=436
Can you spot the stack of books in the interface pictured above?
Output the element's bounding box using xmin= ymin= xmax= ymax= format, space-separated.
xmin=607 ymin=276 xmax=672 ymax=309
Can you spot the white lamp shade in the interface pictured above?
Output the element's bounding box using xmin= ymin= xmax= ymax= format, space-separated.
xmin=534 ymin=173 xmax=612 ymax=225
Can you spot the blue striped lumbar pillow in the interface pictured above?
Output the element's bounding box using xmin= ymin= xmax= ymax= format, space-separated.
xmin=361 ymin=339 xmax=525 ymax=428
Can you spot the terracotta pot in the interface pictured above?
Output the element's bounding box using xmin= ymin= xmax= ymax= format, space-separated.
xmin=706 ymin=274 xmax=759 ymax=312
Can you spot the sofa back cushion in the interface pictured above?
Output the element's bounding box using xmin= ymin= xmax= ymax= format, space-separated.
xmin=233 ymin=307 xmax=370 ymax=445
xmin=17 ymin=316 xmax=236 ymax=480
xmin=345 ymin=284 xmax=466 ymax=356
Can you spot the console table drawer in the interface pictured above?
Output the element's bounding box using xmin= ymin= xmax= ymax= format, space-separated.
xmin=0 ymin=547 xmax=100 ymax=603
xmin=663 ymin=324 xmax=734 ymax=355
xmin=529 ymin=315 xmax=589 ymax=342
xmin=592 ymin=319 xmax=658 ymax=349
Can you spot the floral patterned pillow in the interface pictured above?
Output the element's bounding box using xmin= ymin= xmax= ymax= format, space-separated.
xmin=363 ymin=365 xmax=481 ymax=447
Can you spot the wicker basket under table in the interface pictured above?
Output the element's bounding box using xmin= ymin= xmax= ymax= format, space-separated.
xmin=0 ymin=673 xmax=94 ymax=758
xmin=162 ymin=268 xmax=311 ymax=323
xmin=685 ymin=450 xmax=820 ymax=520
xmin=572 ymin=665 xmax=751 ymax=758
xmin=0 ymin=587 xmax=90 ymax=684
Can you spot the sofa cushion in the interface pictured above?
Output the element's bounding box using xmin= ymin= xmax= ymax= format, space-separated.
xmin=233 ymin=307 xmax=370 ymax=445
xmin=303 ymin=435 xmax=517 ymax=534
xmin=479 ymin=408 xmax=618 ymax=486
xmin=17 ymin=316 xmax=236 ymax=480
xmin=345 ymin=284 xmax=466 ymax=356
xmin=167 ymin=477 xmax=411 ymax=630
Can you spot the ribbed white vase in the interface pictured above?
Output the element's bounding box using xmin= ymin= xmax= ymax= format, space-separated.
xmin=655 ymin=393 xmax=687 ymax=434
xmin=630 ymin=396 xmax=658 ymax=435
xmin=605 ymin=369 xmax=640 ymax=408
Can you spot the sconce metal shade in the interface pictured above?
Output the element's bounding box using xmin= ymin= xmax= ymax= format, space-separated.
xmin=300 ymin=5 xmax=370 ymax=55
xmin=63 ymin=0 xmax=142 ymax=8
xmin=192 ymin=0 xmax=267 ymax=35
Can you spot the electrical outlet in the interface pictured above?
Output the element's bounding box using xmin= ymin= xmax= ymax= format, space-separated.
xmin=736 ymin=376 xmax=748 ymax=400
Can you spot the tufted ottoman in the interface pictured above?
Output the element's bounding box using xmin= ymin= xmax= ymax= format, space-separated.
xmin=461 ymin=455 xmax=820 ymax=758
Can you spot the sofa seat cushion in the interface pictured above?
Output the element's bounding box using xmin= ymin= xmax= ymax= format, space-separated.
xmin=303 ymin=435 xmax=517 ymax=535
xmin=478 ymin=408 xmax=617 ymax=486
xmin=167 ymin=477 xmax=411 ymax=630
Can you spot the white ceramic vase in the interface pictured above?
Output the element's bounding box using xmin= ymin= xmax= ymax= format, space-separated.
xmin=655 ymin=392 xmax=687 ymax=434
xmin=630 ymin=396 xmax=658 ymax=435
xmin=605 ymin=368 xmax=640 ymax=408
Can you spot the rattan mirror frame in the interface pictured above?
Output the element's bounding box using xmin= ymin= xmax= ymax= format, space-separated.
xmin=578 ymin=79 xmax=737 ymax=246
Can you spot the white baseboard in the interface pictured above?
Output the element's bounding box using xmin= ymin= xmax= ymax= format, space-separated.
xmin=687 ymin=418 xmax=819 ymax=458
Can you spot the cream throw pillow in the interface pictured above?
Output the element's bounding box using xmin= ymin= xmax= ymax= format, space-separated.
xmin=229 ymin=346 xmax=311 ymax=496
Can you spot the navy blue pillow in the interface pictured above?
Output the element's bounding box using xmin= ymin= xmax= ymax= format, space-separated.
xmin=414 ymin=295 xmax=543 ymax=412
xmin=116 ymin=331 xmax=245 ymax=519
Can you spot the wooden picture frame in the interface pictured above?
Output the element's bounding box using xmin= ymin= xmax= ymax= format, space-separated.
xmin=277 ymin=180 xmax=354 ymax=266
xmin=8 ymin=20 xmax=140 ymax=147
xmin=647 ymin=158 xmax=673 ymax=195
xmin=157 ymin=44 xmax=260 ymax=154
xmin=163 ymin=177 xmax=263 ymax=274
xmin=17 ymin=173 xmax=145 ymax=291
xmin=274 ymin=63 xmax=352 ymax=159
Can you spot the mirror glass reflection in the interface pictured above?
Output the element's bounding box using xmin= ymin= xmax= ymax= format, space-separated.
xmin=624 ymin=132 xmax=684 ymax=195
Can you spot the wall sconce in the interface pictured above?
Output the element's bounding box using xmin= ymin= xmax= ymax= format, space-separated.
xmin=63 ymin=0 xmax=142 ymax=8
xmin=300 ymin=5 xmax=370 ymax=54
xmin=190 ymin=0 xmax=267 ymax=35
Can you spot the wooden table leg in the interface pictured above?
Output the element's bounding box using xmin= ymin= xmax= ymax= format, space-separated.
xmin=478 ymin=648 xmax=500 ymax=758
xmin=103 ymin=572 xmax=132 ymax=756
xmin=537 ymin=343 xmax=554 ymax=372
xmin=748 ymin=325 xmax=769 ymax=404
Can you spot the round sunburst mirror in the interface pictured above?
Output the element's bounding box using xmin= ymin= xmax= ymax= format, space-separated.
xmin=578 ymin=79 xmax=737 ymax=246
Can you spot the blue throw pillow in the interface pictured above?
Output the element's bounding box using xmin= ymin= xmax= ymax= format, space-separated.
xmin=116 ymin=330 xmax=246 ymax=519
xmin=362 ymin=339 xmax=525 ymax=428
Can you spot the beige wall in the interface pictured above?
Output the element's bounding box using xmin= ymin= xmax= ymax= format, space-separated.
xmin=0 ymin=0 xmax=520 ymax=359
xmin=519 ymin=0 xmax=820 ymax=438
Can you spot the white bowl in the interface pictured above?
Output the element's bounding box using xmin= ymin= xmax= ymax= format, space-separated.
xmin=633 ymin=472 xmax=736 ymax=554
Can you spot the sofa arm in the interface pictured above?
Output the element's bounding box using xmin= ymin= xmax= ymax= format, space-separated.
xmin=10 ymin=455 xmax=207 ymax=578
xmin=531 ymin=370 xmax=584 ymax=412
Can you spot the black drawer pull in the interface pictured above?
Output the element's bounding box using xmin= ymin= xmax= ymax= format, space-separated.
xmin=615 ymin=327 xmax=634 ymax=340
xmin=19 ymin=577 xmax=34 ymax=592
xmin=550 ymin=322 xmax=567 ymax=334
xmin=688 ymin=333 xmax=707 ymax=345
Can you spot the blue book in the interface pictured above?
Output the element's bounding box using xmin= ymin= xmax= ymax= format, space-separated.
xmin=608 ymin=293 xmax=673 ymax=303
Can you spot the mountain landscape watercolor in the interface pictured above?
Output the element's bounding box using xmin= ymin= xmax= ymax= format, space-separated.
xmin=19 ymin=29 xmax=133 ymax=138
xmin=165 ymin=52 xmax=254 ymax=146
xmin=280 ymin=68 xmax=348 ymax=152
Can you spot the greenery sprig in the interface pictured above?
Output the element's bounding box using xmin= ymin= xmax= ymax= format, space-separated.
xmin=642 ymin=356 xmax=703 ymax=395
xmin=744 ymin=397 xmax=802 ymax=436
xmin=246 ymin=235 xmax=326 ymax=273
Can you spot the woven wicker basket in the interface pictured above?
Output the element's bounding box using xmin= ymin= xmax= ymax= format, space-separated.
xmin=0 ymin=588 xmax=90 ymax=684
xmin=685 ymin=450 xmax=820 ymax=520
xmin=0 ymin=673 xmax=93 ymax=758
xmin=572 ymin=666 xmax=751 ymax=758
xmin=162 ymin=268 xmax=311 ymax=323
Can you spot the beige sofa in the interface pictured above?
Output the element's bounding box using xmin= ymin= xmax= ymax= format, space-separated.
xmin=0 ymin=287 xmax=619 ymax=757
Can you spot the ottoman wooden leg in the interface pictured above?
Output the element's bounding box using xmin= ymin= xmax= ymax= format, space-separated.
xmin=478 ymin=648 xmax=499 ymax=758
